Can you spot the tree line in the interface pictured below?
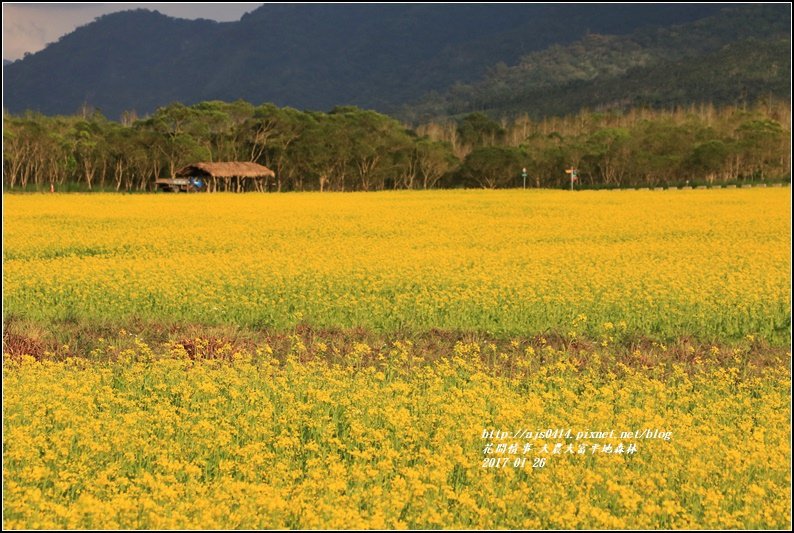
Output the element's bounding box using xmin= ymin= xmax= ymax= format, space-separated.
xmin=3 ymin=99 xmax=790 ymax=192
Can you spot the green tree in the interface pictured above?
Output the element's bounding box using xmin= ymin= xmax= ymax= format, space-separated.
xmin=684 ymin=140 xmax=730 ymax=183
xmin=735 ymin=119 xmax=787 ymax=180
xmin=460 ymin=146 xmax=524 ymax=189
xmin=415 ymin=139 xmax=458 ymax=189
xmin=457 ymin=113 xmax=505 ymax=148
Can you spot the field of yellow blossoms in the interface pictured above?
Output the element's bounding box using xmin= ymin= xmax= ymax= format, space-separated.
xmin=3 ymin=189 xmax=792 ymax=529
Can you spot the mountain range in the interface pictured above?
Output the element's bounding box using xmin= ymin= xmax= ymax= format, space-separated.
xmin=2 ymin=3 xmax=789 ymax=120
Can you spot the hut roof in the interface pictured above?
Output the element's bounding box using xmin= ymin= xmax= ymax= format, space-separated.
xmin=176 ymin=162 xmax=275 ymax=179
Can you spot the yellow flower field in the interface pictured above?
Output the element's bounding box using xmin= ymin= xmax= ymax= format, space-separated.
xmin=3 ymin=189 xmax=791 ymax=343
xmin=2 ymin=189 xmax=792 ymax=529
xmin=3 ymin=340 xmax=791 ymax=529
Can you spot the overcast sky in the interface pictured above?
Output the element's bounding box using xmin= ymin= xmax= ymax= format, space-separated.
xmin=2 ymin=3 xmax=265 ymax=60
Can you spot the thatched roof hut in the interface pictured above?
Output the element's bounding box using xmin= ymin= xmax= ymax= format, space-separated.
xmin=176 ymin=162 xmax=275 ymax=179
xmin=176 ymin=162 xmax=275 ymax=192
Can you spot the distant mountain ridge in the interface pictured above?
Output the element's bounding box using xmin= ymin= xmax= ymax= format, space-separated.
xmin=405 ymin=4 xmax=791 ymax=120
xmin=3 ymin=4 xmax=734 ymax=119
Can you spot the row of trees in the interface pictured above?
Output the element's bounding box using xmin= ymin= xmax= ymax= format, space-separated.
xmin=3 ymin=99 xmax=790 ymax=191
xmin=420 ymin=101 xmax=791 ymax=188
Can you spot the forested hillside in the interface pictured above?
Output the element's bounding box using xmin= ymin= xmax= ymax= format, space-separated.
xmin=4 ymin=4 xmax=731 ymax=118
xmin=406 ymin=4 xmax=791 ymax=120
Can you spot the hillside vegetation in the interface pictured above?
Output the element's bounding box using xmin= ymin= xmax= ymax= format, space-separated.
xmin=3 ymin=4 xmax=741 ymax=118
xmin=406 ymin=4 xmax=791 ymax=121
